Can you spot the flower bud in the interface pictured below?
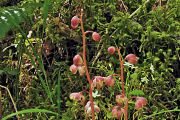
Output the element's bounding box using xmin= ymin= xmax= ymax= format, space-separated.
xmin=108 ymin=46 xmax=116 ymax=55
xmin=104 ymin=75 xmax=115 ymax=87
xmin=111 ymin=106 xmax=124 ymax=119
xmin=71 ymin=16 xmax=79 ymax=29
xmin=125 ymin=54 xmax=137 ymax=64
xmin=70 ymin=64 xmax=78 ymax=74
xmin=92 ymin=32 xmax=100 ymax=41
xmin=135 ymin=97 xmax=146 ymax=110
xmin=73 ymin=55 xmax=83 ymax=66
xmin=116 ymin=94 xmax=127 ymax=105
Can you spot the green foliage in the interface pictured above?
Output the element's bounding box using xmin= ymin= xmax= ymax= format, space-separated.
xmin=0 ymin=6 xmax=27 ymax=39
xmin=0 ymin=0 xmax=179 ymax=119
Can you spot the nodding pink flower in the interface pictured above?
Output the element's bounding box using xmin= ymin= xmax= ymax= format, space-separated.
xmin=70 ymin=64 xmax=78 ymax=74
xmin=125 ymin=54 xmax=137 ymax=64
xmin=92 ymin=32 xmax=100 ymax=41
xmin=78 ymin=66 xmax=85 ymax=75
xmin=69 ymin=92 xmax=85 ymax=105
xmin=85 ymin=101 xmax=100 ymax=115
xmin=92 ymin=76 xmax=104 ymax=89
xmin=111 ymin=106 xmax=124 ymax=119
xmin=116 ymin=94 xmax=127 ymax=105
xmin=73 ymin=55 xmax=83 ymax=66
xmin=104 ymin=75 xmax=115 ymax=87
xmin=135 ymin=97 xmax=146 ymax=110
xmin=108 ymin=46 xmax=116 ymax=55
xmin=71 ymin=16 xmax=79 ymax=29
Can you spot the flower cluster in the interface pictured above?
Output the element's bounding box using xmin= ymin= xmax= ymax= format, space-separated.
xmin=70 ymin=55 xmax=85 ymax=75
xmin=91 ymin=75 xmax=115 ymax=90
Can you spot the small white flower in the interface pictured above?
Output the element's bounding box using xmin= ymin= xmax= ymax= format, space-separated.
xmin=1 ymin=16 xmax=7 ymax=21
xmin=92 ymin=90 xmax=101 ymax=98
xmin=4 ymin=10 xmax=11 ymax=15
xmin=150 ymin=63 xmax=154 ymax=73
xmin=14 ymin=10 xmax=18 ymax=14
xmin=21 ymin=8 xmax=25 ymax=11
xmin=123 ymin=62 xmax=138 ymax=69
xmin=27 ymin=31 xmax=33 ymax=39
xmin=141 ymin=77 xmax=149 ymax=83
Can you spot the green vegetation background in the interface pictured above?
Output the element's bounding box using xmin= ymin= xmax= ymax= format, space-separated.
xmin=0 ymin=0 xmax=179 ymax=119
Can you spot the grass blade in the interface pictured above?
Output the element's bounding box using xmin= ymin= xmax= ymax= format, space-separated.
xmin=2 ymin=109 xmax=58 ymax=120
xmin=57 ymin=70 xmax=61 ymax=119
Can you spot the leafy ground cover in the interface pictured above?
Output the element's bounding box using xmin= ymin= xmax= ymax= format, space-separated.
xmin=0 ymin=0 xmax=180 ymax=120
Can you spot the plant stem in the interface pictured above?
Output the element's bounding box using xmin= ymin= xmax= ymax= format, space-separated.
xmin=124 ymin=97 xmax=137 ymax=120
xmin=116 ymin=47 xmax=125 ymax=95
xmin=80 ymin=9 xmax=95 ymax=120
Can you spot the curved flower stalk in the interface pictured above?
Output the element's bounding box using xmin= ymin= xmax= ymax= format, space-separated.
xmin=108 ymin=46 xmax=146 ymax=120
xmin=69 ymin=9 xmax=101 ymax=120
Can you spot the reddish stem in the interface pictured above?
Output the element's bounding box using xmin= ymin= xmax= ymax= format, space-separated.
xmin=85 ymin=31 xmax=94 ymax=34
xmin=80 ymin=9 xmax=95 ymax=120
xmin=124 ymin=97 xmax=137 ymax=120
xmin=115 ymin=47 xmax=125 ymax=95
xmin=112 ymin=74 xmax=121 ymax=78
xmin=80 ymin=90 xmax=89 ymax=94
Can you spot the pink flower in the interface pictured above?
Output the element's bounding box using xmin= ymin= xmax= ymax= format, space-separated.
xmin=92 ymin=76 xmax=104 ymax=89
xmin=73 ymin=55 xmax=83 ymax=66
xmin=104 ymin=75 xmax=115 ymax=87
xmin=111 ymin=106 xmax=124 ymax=119
xmin=125 ymin=54 xmax=137 ymax=64
xmin=70 ymin=64 xmax=78 ymax=74
xmin=84 ymin=101 xmax=100 ymax=115
xmin=116 ymin=94 xmax=127 ymax=105
xmin=135 ymin=97 xmax=146 ymax=110
xmin=92 ymin=32 xmax=100 ymax=41
xmin=69 ymin=92 xmax=85 ymax=105
xmin=108 ymin=46 xmax=116 ymax=55
xmin=71 ymin=16 xmax=79 ymax=29
xmin=78 ymin=66 xmax=85 ymax=75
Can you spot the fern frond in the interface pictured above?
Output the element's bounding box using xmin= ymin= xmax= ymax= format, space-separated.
xmin=0 ymin=6 xmax=27 ymax=39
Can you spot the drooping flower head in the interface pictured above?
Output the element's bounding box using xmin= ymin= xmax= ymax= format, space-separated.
xmin=104 ymin=75 xmax=115 ymax=87
xmin=92 ymin=32 xmax=100 ymax=41
xmin=116 ymin=94 xmax=127 ymax=105
xmin=71 ymin=16 xmax=79 ymax=29
xmin=108 ymin=46 xmax=116 ymax=55
xmin=92 ymin=76 xmax=104 ymax=89
xmin=125 ymin=54 xmax=137 ymax=64
xmin=135 ymin=97 xmax=146 ymax=110
xmin=111 ymin=106 xmax=124 ymax=119
xmin=69 ymin=92 xmax=85 ymax=105
xmin=73 ymin=54 xmax=83 ymax=66
xmin=84 ymin=101 xmax=100 ymax=115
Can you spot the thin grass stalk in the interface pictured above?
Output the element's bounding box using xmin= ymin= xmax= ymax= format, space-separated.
xmin=42 ymin=0 xmax=50 ymax=38
xmin=0 ymin=91 xmax=2 ymax=120
xmin=57 ymin=71 xmax=61 ymax=119
xmin=80 ymin=9 xmax=95 ymax=120
xmin=10 ymin=18 xmax=53 ymax=103
xmin=0 ymin=85 xmax=20 ymax=120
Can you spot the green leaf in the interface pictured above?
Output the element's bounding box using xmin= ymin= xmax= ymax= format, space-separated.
xmin=129 ymin=90 xmax=145 ymax=96
xmin=0 ymin=70 xmax=4 ymax=75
